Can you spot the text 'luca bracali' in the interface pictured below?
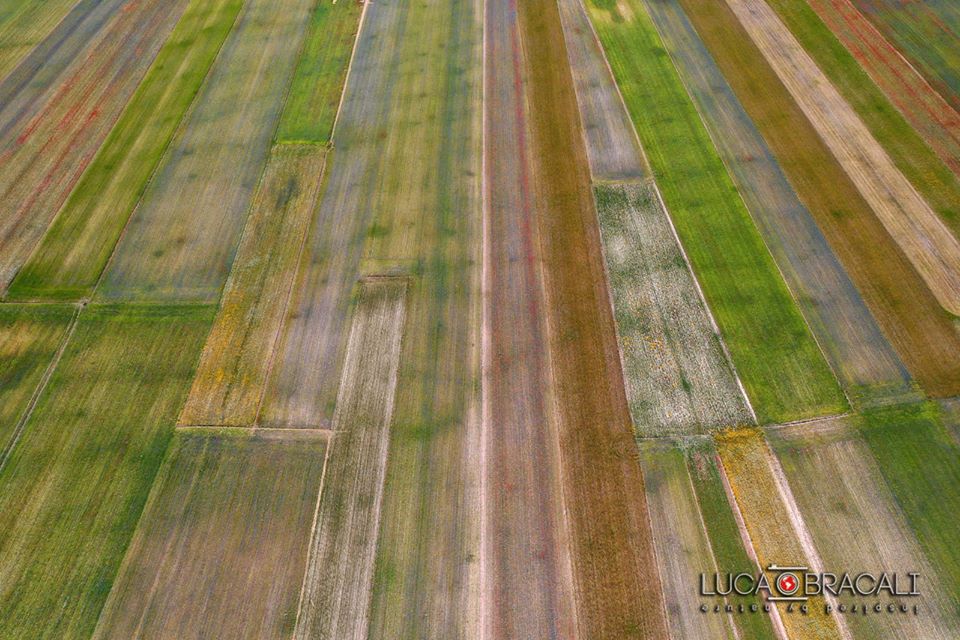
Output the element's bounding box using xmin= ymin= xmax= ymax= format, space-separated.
xmin=699 ymin=564 xmax=921 ymax=617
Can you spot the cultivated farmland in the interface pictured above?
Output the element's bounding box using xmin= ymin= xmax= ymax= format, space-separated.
xmin=92 ymin=431 xmax=327 ymax=640
xmin=4 ymin=0 xmax=960 ymax=636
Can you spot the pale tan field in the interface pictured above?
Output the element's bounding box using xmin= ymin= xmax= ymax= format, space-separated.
xmin=91 ymin=432 xmax=327 ymax=640
xmin=294 ymin=278 xmax=407 ymax=640
xmin=724 ymin=0 xmax=960 ymax=315
xmin=179 ymin=145 xmax=327 ymax=427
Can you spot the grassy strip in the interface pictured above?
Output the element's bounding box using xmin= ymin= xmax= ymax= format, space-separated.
xmin=275 ymin=0 xmax=362 ymax=143
xmin=0 ymin=304 xmax=73 ymax=449
xmin=0 ymin=304 xmax=213 ymax=639
xmin=584 ymin=0 xmax=845 ymax=424
xmin=764 ymin=0 xmax=960 ymax=240
xmin=7 ymin=0 xmax=244 ymax=301
xmin=92 ymin=432 xmax=326 ymax=639
xmin=859 ymin=402 xmax=960 ymax=604
xmin=685 ymin=439 xmax=778 ymax=640
xmin=676 ymin=0 xmax=960 ymax=397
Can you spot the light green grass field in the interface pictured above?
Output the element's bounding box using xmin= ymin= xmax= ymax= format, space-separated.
xmin=0 ymin=0 xmax=77 ymax=79
xmin=0 ymin=304 xmax=213 ymax=639
xmin=7 ymin=0 xmax=245 ymax=301
xmin=584 ymin=0 xmax=846 ymax=424
xmin=275 ymin=0 xmax=362 ymax=144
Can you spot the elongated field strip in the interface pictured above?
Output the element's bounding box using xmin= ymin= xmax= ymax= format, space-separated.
xmin=596 ymin=182 xmax=750 ymax=435
xmin=0 ymin=0 xmax=189 ymax=293
xmin=0 ymin=0 xmax=78 ymax=79
xmin=716 ymin=428 xmax=844 ymax=640
xmin=8 ymin=0 xmax=245 ymax=301
xmin=294 ymin=278 xmax=406 ymax=640
xmin=725 ymin=0 xmax=960 ymax=315
xmin=585 ymin=0 xmax=845 ymax=424
xmin=276 ymin=0 xmax=361 ymax=144
xmin=483 ymin=0 xmax=578 ymax=634
xmin=0 ymin=304 xmax=73 ymax=450
xmin=0 ymin=304 xmax=213 ymax=639
xmin=97 ymin=0 xmax=314 ymax=302
xmin=92 ymin=432 xmax=326 ymax=640
xmin=805 ymin=0 xmax=960 ymax=178
xmin=180 ymin=145 xmax=326 ymax=427
xmin=769 ymin=417 xmax=960 ymax=639
xmin=678 ymin=0 xmax=960 ymax=399
xmin=639 ymin=441 xmax=735 ymax=639
xmin=556 ymin=0 xmax=646 ymax=180
xmin=646 ymin=0 xmax=912 ymax=406
xmin=852 ymin=0 xmax=960 ymax=112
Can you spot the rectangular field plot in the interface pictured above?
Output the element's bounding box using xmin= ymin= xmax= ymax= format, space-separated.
xmin=180 ymin=145 xmax=326 ymax=427
xmin=0 ymin=304 xmax=213 ymax=639
xmin=584 ymin=0 xmax=846 ymax=424
xmin=676 ymin=0 xmax=960 ymax=399
xmin=596 ymin=182 xmax=750 ymax=435
xmin=294 ymin=278 xmax=406 ymax=640
xmin=275 ymin=0 xmax=362 ymax=144
xmin=0 ymin=0 xmax=190 ymax=293
xmin=97 ymin=0 xmax=314 ymax=303
xmin=645 ymin=0 xmax=913 ymax=406
xmin=0 ymin=0 xmax=78 ymax=79
xmin=769 ymin=416 xmax=960 ymax=638
xmin=0 ymin=303 xmax=73 ymax=451
xmin=8 ymin=0 xmax=245 ymax=301
xmin=92 ymin=432 xmax=326 ymax=640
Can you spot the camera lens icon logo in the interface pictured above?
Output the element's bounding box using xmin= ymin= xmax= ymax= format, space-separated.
xmin=776 ymin=572 xmax=800 ymax=596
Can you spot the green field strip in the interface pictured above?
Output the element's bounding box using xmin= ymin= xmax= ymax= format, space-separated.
xmin=7 ymin=0 xmax=245 ymax=302
xmin=644 ymin=0 xmax=914 ymax=407
xmin=769 ymin=416 xmax=960 ymax=638
xmin=858 ymin=401 xmax=960 ymax=608
xmin=638 ymin=440 xmax=740 ymax=639
xmin=95 ymin=0 xmax=315 ymax=303
xmin=764 ymin=0 xmax=960 ymax=241
xmin=0 ymin=0 xmax=77 ymax=80
xmin=685 ymin=438 xmax=778 ymax=640
xmin=294 ymin=279 xmax=407 ymax=640
xmin=583 ymin=0 xmax=846 ymax=424
xmin=0 ymin=303 xmax=213 ymax=639
xmin=0 ymin=304 xmax=75 ymax=453
xmin=675 ymin=0 xmax=960 ymax=398
xmin=179 ymin=145 xmax=327 ymax=427
xmin=92 ymin=432 xmax=326 ymax=639
xmin=596 ymin=182 xmax=751 ymax=436
xmin=275 ymin=0 xmax=362 ymax=144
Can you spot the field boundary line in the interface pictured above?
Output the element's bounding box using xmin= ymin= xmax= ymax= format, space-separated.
xmin=329 ymin=0 xmax=370 ymax=144
xmin=0 ymin=301 xmax=82 ymax=473
xmin=714 ymin=449 xmax=789 ymax=640
xmin=292 ymin=429 xmax=334 ymax=631
xmin=89 ymin=0 xmax=248 ymax=301
xmin=478 ymin=0 xmax=490 ymax=630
